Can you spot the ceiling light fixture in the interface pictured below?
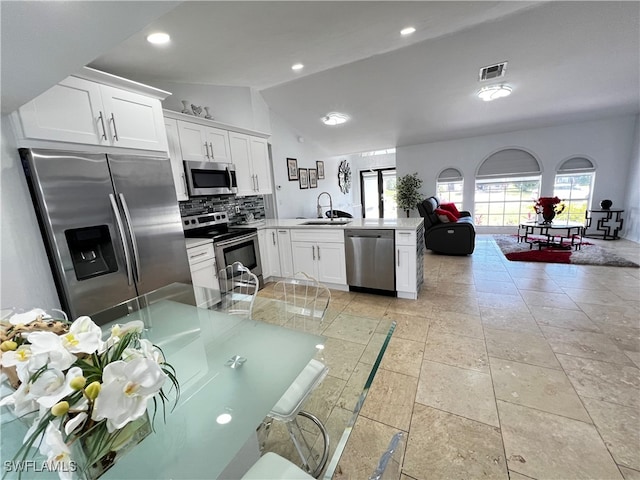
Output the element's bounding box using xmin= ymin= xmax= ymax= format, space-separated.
xmin=400 ymin=27 xmax=416 ymax=36
xmin=477 ymin=84 xmax=512 ymax=101
xmin=291 ymin=63 xmax=304 ymax=71
xmin=321 ymin=112 xmax=350 ymax=126
xmin=146 ymin=32 xmax=171 ymax=45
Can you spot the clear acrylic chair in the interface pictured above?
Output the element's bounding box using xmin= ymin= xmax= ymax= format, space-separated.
xmin=217 ymin=262 xmax=259 ymax=318
xmin=262 ymin=272 xmax=331 ymax=478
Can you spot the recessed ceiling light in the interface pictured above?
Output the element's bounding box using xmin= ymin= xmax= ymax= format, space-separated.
xmin=477 ymin=84 xmax=512 ymax=101
xmin=146 ymin=32 xmax=170 ymax=45
xmin=291 ymin=63 xmax=304 ymax=71
xmin=321 ymin=112 xmax=350 ymax=126
xmin=400 ymin=27 xmax=416 ymax=36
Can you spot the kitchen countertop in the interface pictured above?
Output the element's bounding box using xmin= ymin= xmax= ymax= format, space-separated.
xmin=235 ymin=218 xmax=423 ymax=230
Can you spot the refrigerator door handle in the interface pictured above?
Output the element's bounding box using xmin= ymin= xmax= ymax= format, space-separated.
xmin=118 ymin=193 xmax=141 ymax=283
xmin=109 ymin=194 xmax=133 ymax=286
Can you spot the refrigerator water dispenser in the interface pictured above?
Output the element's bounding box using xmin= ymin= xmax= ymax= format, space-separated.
xmin=65 ymin=226 xmax=117 ymax=280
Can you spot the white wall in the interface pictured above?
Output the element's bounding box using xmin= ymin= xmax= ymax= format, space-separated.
xmin=269 ymin=111 xmax=352 ymax=219
xmin=147 ymin=81 xmax=271 ymax=133
xmin=397 ymin=115 xmax=638 ymax=231
xmin=0 ymin=116 xmax=60 ymax=309
xmin=623 ymin=115 xmax=640 ymax=242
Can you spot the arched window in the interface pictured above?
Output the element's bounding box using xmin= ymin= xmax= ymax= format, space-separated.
xmin=436 ymin=168 xmax=463 ymax=204
xmin=554 ymin=157 xmax=595 ymax=224
xmin=475 ymin=148 xmax=541 ymax=226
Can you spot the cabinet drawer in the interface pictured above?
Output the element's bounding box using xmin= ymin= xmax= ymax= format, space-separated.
xmin=290 ymin=228 xmax=344 ymax=243
xmin=187 ymin=243 xmax=214 ymax=265
xmin=395 ymin=230 xmax=416 ymax=246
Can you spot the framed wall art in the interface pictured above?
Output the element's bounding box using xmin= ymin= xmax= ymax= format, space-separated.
xmin=316 ymin=161 xmax=325 ymax=179
xmin=309 ymin=169 xmax=318 ymax=188
xmin=287 ymin=158 xmax=299 ymax=181
xmin=298 ymin=168 xmax=309 ymax=189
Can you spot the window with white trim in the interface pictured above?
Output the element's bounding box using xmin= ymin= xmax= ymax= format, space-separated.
xmin=436 ymin=168 xmax=463 ymax=204
xmin=475 ymin=149 xmax=541 ymax=226
xmin=554 ymin=157 xmax=595 ymax=224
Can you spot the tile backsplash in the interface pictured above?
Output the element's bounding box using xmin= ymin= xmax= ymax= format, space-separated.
xmin=179 ymin=195 xmax=265 ymax=225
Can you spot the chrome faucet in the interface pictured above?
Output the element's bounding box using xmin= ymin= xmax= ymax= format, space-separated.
xmin=317 ymin=192 xmax=333 ymax=219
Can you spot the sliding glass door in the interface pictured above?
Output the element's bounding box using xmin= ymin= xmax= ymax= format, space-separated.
xmin=361 ymin=168 xmax=396 ymax=218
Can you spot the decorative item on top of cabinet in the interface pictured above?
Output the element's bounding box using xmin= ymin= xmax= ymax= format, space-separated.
xmin=13 ymin=68 xmax=169 ymax=152
xmin=181 ymin=100 xmax=191 ymax=114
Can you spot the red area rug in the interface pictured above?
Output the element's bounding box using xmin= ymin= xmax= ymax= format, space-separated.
xmin=493 ymin=235 xmax=639 ymax=267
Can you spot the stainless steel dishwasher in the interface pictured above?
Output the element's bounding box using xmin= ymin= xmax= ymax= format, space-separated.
xmin=345 ymin=229 xmax=395 ymax=292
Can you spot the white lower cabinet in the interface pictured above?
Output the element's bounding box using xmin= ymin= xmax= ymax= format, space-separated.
xmin=258 ymin=229 xmax=281 ymax=279
xmin=187 ymin=242 xmax=218 ymax=307
xmin=290 ymin=229 xmax=346 ymax=285
xmin=395 ymin=230 xmax=417 ymax=297
xmin=276 ymin=229 xmax=294 ymax=278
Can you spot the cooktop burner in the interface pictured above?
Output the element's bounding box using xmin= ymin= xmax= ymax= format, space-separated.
xmin=182 ymin=212 xmax=257 ymax=242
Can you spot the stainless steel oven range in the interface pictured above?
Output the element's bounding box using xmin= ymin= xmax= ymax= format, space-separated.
xmin=182 ymin=212 xmax=263 ymax=288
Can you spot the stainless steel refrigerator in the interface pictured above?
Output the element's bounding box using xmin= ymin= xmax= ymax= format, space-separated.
xmin=20 ymin=148 xmax=191 ymax=322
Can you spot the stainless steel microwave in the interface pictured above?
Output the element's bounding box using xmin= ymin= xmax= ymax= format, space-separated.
xmin=184 ymin=161 xmax=238 ymax=196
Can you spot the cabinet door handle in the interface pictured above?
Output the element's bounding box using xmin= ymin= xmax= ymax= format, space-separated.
xmin=110 ymin=113 xmax=119 ymax=141
xmin=272 ymin=231 xmax=276 ymax=245
xmin=189 ymin=251 xmax=209 ymax=260
xmin=98 ymin=111 xmax=107 ymax=141
xmin=312 ymin=245 xmax=316 ymax=260
xmin=204 ymin=142 xmax=210 ymax=159
xmin=397 ymin=249 xmax=400 ymax=267
xmin=317 ymin=245 xmax=320 ymax=260
xmin=256 ymin=176 xmax=260 ymax=191
xmin=209 ymin=142 xmax=214 ymax=159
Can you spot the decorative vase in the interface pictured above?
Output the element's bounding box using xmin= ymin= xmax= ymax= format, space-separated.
xmin=71 ymin=412 xmax=151 ymax=480
xmin=204 ymin=107 xmax=213 ymax=120
xmin=600 ymin=199 xmax=613 ymax=210
xmin=181 ymin=100 xmax=191 ymax=114
xmin=542 ymin=209 xmax=555 ymax=224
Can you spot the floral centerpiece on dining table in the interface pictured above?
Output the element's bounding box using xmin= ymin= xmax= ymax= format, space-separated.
xmin=533 ymin=196 xmax=565 ymax=224
xmin=0 ymin=309 xmax=179 ymax=480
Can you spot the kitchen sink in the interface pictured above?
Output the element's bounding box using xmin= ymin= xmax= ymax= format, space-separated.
xmin=300 ymin=220 xmax=352 ymax=226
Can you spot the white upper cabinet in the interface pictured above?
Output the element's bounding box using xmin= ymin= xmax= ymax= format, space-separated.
xmin=18 ymin=76 xmax=106 ymax=145
xmin=15 ymin=71 xmax=168 ymax=152
xmin=229 ymin=132 xmax=272 ymax=196
xmin=177 ymin=121 xmax=231 ymax=163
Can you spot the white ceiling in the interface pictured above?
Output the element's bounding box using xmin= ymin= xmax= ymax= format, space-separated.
xmin=3 ymin=2 xmax=639 ymax=156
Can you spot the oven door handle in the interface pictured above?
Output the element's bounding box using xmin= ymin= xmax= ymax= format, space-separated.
xmin=214 ymin=232 xmax=257 ymax=248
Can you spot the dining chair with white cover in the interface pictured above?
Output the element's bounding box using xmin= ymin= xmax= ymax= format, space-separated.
xmin=260 ymin=272 xmax=331 ymax=478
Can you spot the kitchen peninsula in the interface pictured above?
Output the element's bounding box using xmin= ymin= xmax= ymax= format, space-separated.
xmin=250 ymin=218 xmax=424 ymax=299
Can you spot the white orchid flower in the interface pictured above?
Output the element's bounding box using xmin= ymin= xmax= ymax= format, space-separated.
xmin=92 ymin=358 xmax=166 ymax=433
xmin=8 ymin=308 xmax=48 ymax=326
xmin=64 ymin=411 xmax=88 ymax=436
xmin=1 ymin=344 xmax=48 ymax=383
xmin=104 ymin=320 xmax=145 ymax=350
xmin=122 ymin=339 xmax=164 ymax=364
xmin=62 ymin=316 xmax=102 ymax=354
xmin=0 ymin=381 xmax=38 ymax=418
xmin=40 ymin=422 xmax=73 ymax=480
xmin=29 ymin=366 xmax=83 ymax=409
xmin=26 ymin=332 xmax=76 ymax=371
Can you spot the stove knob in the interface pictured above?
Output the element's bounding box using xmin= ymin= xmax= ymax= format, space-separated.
xmin=216 ymin=215 xmax=221 ymax=220
xmin=191 ymin=219 xmax=196 ymax=224
xmin=184 ymin=221 xmax=189 ymax=226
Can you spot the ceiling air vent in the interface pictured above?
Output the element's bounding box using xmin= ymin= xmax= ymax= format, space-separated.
xmin=479 ymin=62 xmax=507 ymax=81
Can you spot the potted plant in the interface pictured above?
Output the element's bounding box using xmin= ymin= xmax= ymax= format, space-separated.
xmin=395 ymin=173 xmax=423 ymax=217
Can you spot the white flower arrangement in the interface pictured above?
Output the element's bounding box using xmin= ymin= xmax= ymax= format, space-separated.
xmin=0 ymin=309 xmax=179 ymax=480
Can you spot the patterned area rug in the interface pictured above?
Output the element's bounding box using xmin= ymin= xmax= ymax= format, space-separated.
xmin=493 ymin=235 xmax=639 ymax=267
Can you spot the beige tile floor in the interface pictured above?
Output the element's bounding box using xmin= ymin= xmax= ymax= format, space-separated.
xmin=257 ymin=235 xmax=640 ymax=480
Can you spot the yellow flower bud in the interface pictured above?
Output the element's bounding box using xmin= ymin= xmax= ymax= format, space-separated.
xmin=51 ymin=401 xmax=69 ymax=417
xmin=69 ymin=376 xmax=87 ymax=390
xmin=0 ymin=340 xmax=18 ymax=352
xmin=84 ymin=381 xmax=101 ymax=400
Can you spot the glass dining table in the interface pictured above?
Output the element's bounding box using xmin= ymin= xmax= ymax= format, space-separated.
xmin=0 ymin=283 xmax=395 ymax=480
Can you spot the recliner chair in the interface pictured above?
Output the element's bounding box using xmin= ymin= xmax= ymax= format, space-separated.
xmin=417 ymin=196 xmax=475 ymax=255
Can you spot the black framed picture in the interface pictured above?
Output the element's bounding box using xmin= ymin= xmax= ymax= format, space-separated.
xmin=309 ymin=169 xmax=318 ymax=188
xmin=287 ymin=158 xmax=298 ymax=181
xmin=316 ymin=161 xmax=325 ymax=179
xmin=298 ymin=168 xmax=309 ymax=189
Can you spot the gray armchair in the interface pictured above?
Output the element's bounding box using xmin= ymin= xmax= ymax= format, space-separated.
xmin=417 ymin=196 xmax=475 ymax=255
